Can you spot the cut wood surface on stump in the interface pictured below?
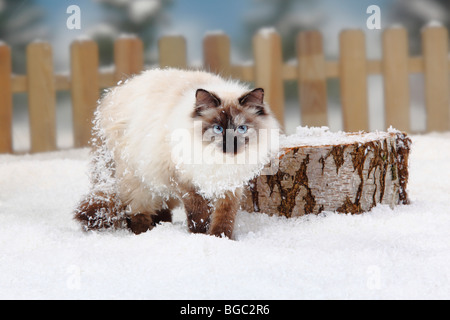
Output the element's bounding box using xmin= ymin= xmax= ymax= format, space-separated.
xmin=241 ymin=127 xmax=411 ymax=217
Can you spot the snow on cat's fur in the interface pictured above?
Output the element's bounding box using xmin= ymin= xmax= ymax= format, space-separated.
xmin=74 ymin=68 xmax=280 ymax=238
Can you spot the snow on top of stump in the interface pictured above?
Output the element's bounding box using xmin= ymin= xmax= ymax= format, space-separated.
xmin=280 ymin=126 xmax=396 ymax=148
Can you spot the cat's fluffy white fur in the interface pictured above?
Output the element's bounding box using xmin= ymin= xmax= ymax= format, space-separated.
xmin=92 ymin=68 xmax=280 ymax=216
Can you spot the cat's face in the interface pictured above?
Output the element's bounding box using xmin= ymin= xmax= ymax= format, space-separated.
xmin=192 ymin=88 xmax=270 ymax=156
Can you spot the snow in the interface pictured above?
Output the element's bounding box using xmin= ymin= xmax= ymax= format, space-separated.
xmin=423 ymin=20 xmax=444 ymax=29
xmin=1 ymin=132 xmax=450 ymax=299
xmin=279 ymin=126 xmax=395 ymax=148
xmin=128 ymin=0 xmax=160 ymax=24
xmin=74 ymin=34 xmax=93 ymax=42
xmin=258 ymin=27 xmax=277 ymax=38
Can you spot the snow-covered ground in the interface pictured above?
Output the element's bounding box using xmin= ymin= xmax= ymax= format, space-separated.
xmin=0 ymin=132 xmax=449 ymax=300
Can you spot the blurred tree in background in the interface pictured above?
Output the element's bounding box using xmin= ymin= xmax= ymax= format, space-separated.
xmin=2 ymin=0 xmax=449 ymax=71
xmin=241 ymin=0 xmax=324 ymax=61
xmin=389 ymin=0 xmax=450 ymax=54
xmin=0 ymin=0 xmax=47 ymax=73
xmin=91 ymin=0 xmax=172 ymax=66
xmin=239 ymin=0 xmax=325 ymax=101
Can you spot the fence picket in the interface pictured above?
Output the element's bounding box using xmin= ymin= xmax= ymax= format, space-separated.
xmin=339 ymin=30 xmax=369 ymax=132
xmin=382 ymin=28 xmax=410 ymax=132
xmin=27 ymin=42 xmax=56 ymax=153
xmin=71 ymin=40 xmax=100 ymax=148
xmin=0 ymin=44 xmax=13 ymax=153
xmin=203 ymin=33 xmax=231 ymax=77
xmin=2 ymin=27 xmax=450 ymax=154
xmin=253 ymin=29 xmax=285 ymax=127
xmin=158 ymin=35 xmax=187 ymax=69
xmin=422 ymin=26 xmax=450 ymax=132
xmin=297 ymin=31 xmax=328 ymax=127
xmin=114 ymin=36 xmax=144 ymax=83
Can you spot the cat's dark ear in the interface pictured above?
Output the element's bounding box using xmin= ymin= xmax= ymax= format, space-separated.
xmin=239 ymin=88 xmax=264 ymax=105
xmin=193 ymin=89 xmax=221 ymax=117
xmin=238 ymin=88 xmax=266 ymax=116
xmin=195 ymin=89 xmax=221 ymax=109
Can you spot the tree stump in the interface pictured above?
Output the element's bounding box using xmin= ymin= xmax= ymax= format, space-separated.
xmin=241 ymin=127 xmax=411 ymax=217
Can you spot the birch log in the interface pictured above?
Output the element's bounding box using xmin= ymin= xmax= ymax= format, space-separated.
xmin=241 ymin=128 xmax=411 ymax=217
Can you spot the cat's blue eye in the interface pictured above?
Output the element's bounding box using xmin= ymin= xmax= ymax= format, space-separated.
xmin=237 ymin=125 xmax=248 ymax=134
xmin=213 ymin=125 xmax=223 ymax=134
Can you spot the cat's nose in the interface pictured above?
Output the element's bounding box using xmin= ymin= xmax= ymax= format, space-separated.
xmin=222 ymin=134 xmax=239 ymax=154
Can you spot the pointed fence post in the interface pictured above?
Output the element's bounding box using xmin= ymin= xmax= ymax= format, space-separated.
xmin=253 ymin=29 xmax=285 ymax=128
xmin=382 ymin=27 xmax=410 ymax=132
xmin=422 ymin=26 xmax=450 ymax=132
xmin=0 ymin=43 xmax=13 ymax=153
xmin=203 ymin=32 xmax=231 ymax=77
xmin=71 ymin=39 xmax=100 ymax=148
xmin=27 ymin=42 xmax=57 ymax=153
xmin=339 ymin=30 xmax=369 ymax=132
xmin=158 ymin=35 xmax=187 ymax=69
xmin=114 ymin=36 xmax=144 ymax=83
xmin=297 ymin=30 xmax=328 ymax=127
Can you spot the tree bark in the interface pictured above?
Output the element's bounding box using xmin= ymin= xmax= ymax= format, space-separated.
xmin=241 ymin=130 xmax=411 ymax=217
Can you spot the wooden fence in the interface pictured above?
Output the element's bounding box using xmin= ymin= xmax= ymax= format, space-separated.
xmin=1 ymin=26 xmax=450 ymax=154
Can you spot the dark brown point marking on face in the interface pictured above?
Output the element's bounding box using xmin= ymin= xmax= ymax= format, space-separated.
xmin=193 ymin=88 xmax=267 ymax=129
xmin=192 ymin=87 xmax=269 ymax=154
xmin=238 ymin=88 xmax=267 ymax=116
xmin=192 ymin=87 xmax=267 ymax=120
xmin=193 ymin=88 xmax=221 ymax=118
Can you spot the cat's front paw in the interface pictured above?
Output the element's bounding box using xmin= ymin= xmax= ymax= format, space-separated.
xmin=208 ymin=226 xmax=233 ymax=239
xmin=126 ymin=213 xmax=153 ymax=235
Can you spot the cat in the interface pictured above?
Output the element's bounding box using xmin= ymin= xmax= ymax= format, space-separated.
xmin=74 ymin=68 xmax=280 ymax=239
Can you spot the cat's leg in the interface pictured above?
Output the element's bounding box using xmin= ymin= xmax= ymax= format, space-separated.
xmin=74 ymin=142 xmax=127 ymax=231
xmin=150 ymin=196 xmax=179 ymax=225
xmin=125 ymin=204 xmax=167 ymax=235
xmin=125 ymin=195 xmax=180 ymax=234
xmin=74 ymin=191 xmax=126 ymax=231
xmin=209 ymin=190 xmax=241 ymax=239
xmin=151 ymin=208 xmax=172 ymax=225
xmin=125 ymin=212 xmax=152 ymax=234
xmin=116 ymin=171 xmax=159 ymax=234
xmin=182 ymin=191 xmax=212 ymax=234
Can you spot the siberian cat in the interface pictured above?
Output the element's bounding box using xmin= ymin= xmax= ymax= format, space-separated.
xmin=74 ymin=68 xmax=280 ymax=238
